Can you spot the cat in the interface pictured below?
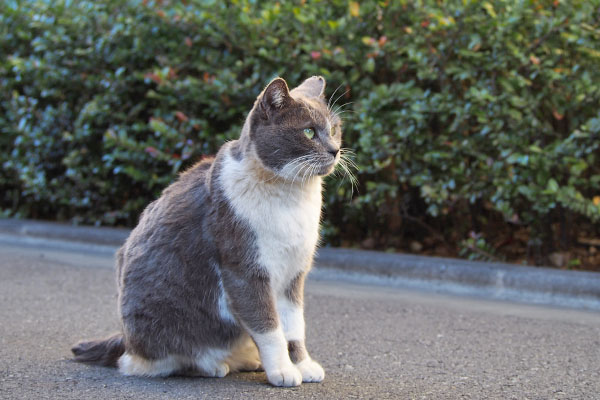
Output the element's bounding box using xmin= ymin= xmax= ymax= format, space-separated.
xmin=71 ymin=76 xmax=345 ymax=387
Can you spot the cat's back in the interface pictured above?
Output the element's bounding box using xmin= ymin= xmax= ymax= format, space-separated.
xmin=118 ymin=156 xmax=217 ymax=283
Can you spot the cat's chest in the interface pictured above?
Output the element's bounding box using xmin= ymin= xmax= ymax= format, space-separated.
xmin=219 ymin=155 xmax=322 ymax=292
xmin=248 ymin=186 xmax=321 ymax=250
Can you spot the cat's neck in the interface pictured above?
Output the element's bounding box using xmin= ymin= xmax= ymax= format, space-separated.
xmin=220 ymin=141 xmax=322 ymax=199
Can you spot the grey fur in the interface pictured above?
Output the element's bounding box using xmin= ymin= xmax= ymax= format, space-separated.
xmin=287 ymin=340 xmax=308 ymax=364
xmin=71 ymin=76 xmax=342 ymax=380
xmin=71 ymin=333 xmax=124 ymax=367
xmin=285 ymin=272 xmax=306 ymax=306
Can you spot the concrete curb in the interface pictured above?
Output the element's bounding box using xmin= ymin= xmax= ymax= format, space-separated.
xmin=2 ymin=218 xmax=599 ymax=310
xmin=314 ymin=248 xmax=600 ymax=310
xmin=0 ymin=218 xmax=130 ymax=246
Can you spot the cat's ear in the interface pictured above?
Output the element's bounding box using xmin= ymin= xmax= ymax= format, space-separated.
xmin=290 ymin=76 xmax=326 ymax=99
xmin=259 ymin=77 xmax=292 ymax=116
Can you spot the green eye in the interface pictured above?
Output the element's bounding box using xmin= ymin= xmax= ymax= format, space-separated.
xmin=303 ymin=128 xmax=315 ymax=139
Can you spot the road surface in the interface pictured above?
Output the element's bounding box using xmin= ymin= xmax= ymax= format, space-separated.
xmin=1 ymin=234 xmax=599 ymax=399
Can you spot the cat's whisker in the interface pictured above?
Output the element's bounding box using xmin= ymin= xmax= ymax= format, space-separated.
xmin=267 ymin=155 xmax=312 ymax=186
xmin=288 ymin=159 xmax=312 ymax=180
xmin=329 ymin=88 xmax=349 ymax=114
xmin=287 ymin=158 xmax=313 ymax=199
xmin=289 ymin=156 xmax=312 ymax=184
xmin=332 ymin=151 xmax=359 ymax=196
xmin=339 ymin=151 xmax=359 ymax=170
xmin=327 ymin=82 xmax=344 ymax=110
xmin=332 ymin=109 xmax=356 ymax=118
xmin=332 ymin=101 xmax=354 ymax=114
xmin=300 ymin=156 xmax=319 ymax=189
xmin=331 ymin=103 xmax=355 ymax=120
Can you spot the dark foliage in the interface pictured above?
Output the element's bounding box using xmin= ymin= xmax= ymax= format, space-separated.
xmin=2 ymin=0 xmax=599 ymax=266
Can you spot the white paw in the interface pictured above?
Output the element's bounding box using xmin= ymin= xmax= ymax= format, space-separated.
xmin=266 ymin=363 xmax=302 ymax=387
xmin=197 ymin=362 xmax=229 ymax=378
xmin=213 ymin=363 xmax=230 ymax=378
xmin=296 ymin=358 xmax=325 ymax=383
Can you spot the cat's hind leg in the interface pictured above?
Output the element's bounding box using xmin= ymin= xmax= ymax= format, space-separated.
xmin=226 ymin=334 xmax=262 ymax=372
xmin=118 ymin=352 xmax=183 ymax=377
xmin=118 ymin=350 xmax=231 ymax=378
xmin=191 ymin=348 xmax=231 ymax=378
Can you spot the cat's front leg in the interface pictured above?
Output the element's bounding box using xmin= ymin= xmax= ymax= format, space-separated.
xmin=279 ymin=273 xmax=325 ymax=383
xmin=222 ymin=270 xmax=302 ymax=387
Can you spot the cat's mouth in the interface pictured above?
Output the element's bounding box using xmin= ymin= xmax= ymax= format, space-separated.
xmin=278 ymin=155 xmax=338 ymax=181
xmin=316 ymin=158 xmax=337 ymax=176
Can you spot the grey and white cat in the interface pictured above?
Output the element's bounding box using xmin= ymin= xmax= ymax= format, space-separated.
xmin=72 ymin=76 xmax=345 ymax=387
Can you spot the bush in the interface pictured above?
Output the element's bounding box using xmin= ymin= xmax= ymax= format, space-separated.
xmin=1 ymin=0 xmax=599 ymax=266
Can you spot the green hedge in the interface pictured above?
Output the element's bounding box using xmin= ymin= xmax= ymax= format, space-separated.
xmin=2 ymin=0 xmax=600 ymax=265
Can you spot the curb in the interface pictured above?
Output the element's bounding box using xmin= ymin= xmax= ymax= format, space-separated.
xmin=314 ymin=248 xmax=600 ymax=310
xmin=0 ymin=218 xmax=130 ymax=246
xmin=2 ymin=218 xmax=600 ymax=310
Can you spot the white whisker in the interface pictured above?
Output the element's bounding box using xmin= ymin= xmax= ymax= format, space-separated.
xmin=327 ymin=82 xmax=344 ymax=110
xmin=330 ymin=88 xmax=350 ymax=113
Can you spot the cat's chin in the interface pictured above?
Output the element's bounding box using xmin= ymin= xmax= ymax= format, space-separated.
xmin=316 ymin=162 xmax=337 ymax=177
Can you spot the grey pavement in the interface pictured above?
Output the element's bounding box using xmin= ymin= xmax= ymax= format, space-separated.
xmin=1 ymin=231 xmax=600 ymax=399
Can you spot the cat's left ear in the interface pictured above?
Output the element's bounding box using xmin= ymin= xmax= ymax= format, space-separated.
xmin=290 ymin=76 xmax=326 ymax=99
xmin=259 ymin=78 xmax=292 ymax=117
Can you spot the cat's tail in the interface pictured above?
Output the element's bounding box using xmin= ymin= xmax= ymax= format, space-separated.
xmin=71 ymin=332 xmax=125 ymax=367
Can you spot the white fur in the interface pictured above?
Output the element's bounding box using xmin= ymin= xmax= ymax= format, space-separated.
xmin=277 ymin=297 xmax=305 ymax=342
xmin=118 ymin=348 xmax=232 ymax=378
xmin=210 ymin=259 xmax=236 ymax=323
xmin=219 ymin=146 xmax=323 ymax=387
xmin=219 ymin=148 xmax=322 ymax=296
xmin=217 ymin=282 xmax=236 ymax=323
xmin=194 ymin=348 xmax=230 ymax=377
xmin=296 ymin=357 xmax=325 ymax=383
xmin=253 ymin=329 xmax=302 ymax=387
xmin=118 ymin=352 xmax=181 ymax=377
xmin=272 ymin=90 xmax=284 ymax=108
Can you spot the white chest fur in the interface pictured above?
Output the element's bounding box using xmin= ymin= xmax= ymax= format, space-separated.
xmin=219 ymin=149 xmax=322 ymax=294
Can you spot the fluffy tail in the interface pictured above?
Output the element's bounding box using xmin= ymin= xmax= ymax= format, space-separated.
xmin=71 ymin=333 xmax=125 ymax=367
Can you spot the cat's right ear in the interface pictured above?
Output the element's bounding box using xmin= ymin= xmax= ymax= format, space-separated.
xmin=259 ymin=78 xmax=292 ymax=118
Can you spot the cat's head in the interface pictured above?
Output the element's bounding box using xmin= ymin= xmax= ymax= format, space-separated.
xmin=247 ymin=76 xmax=343 ymax=181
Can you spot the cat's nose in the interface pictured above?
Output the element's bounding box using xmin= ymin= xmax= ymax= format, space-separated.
xmin=328 ymin=148 xmax=340 ymax=157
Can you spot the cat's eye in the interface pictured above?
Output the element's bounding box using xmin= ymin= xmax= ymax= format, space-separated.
xmin=303 ymin=128 xmax=315 ymax=139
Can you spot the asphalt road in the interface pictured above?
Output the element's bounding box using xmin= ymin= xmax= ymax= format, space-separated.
xmin=1 ymin=235 xmax=599 ymax=399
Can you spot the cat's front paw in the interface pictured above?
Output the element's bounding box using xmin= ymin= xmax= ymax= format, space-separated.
xmin=266 ymin=363 xmax=302 ymax=387
xmin=296 ymin=358 xmax=325 ymax=383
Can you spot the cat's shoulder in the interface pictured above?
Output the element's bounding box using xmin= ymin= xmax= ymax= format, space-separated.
xmin=179 ymin=155 xmax=216 ymax=180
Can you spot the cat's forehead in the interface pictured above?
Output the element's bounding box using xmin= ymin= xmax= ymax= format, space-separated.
xmin=278 ymin=97 xmax=339 ymax=127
